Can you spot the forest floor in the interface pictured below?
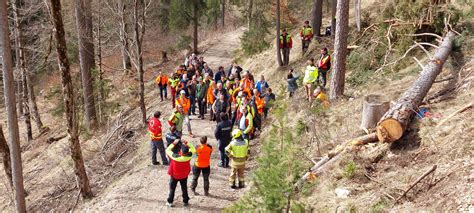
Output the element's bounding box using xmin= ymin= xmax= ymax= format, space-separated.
xmin=79 ymin=27 xmax=248 ymax=211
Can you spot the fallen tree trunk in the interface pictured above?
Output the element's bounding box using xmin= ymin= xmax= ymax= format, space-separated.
xmin=377 ymin=31 xmax=456 ymax=143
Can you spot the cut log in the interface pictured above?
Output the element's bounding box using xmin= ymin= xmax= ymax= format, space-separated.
xmin=377 ymin=31 xmax=456 ymax=143
xmin=360 ymin=95 xmax=390 ymax=131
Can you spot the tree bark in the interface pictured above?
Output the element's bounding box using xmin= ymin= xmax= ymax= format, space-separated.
xmin=193 ymin=0 xmax=199 ymax=54
xmin=75 ymin=0 xmax=97 ymax=130
xmin=247 ymin=0 xmax=253 ymax=29
xmin=17 ymin=80 xmax=23 ymax=116
xmin=0 ymin=125 xmax=13 ymax=194
xmin=360 ymin=95 xmax=389 ymax=131
xmin=12 ymin=0 xmax=33 ymax=141
xmin=133 ymin=0 xmax=147 ymax=125
xmin=330 ymin=0 xmax=337 ymax=37
xmin=49 ymin=0 xmax=93 ymax=198
xmin=377 ymin=32 xmax=456 ymax=143
xmin=276 ymin=0 xmax=283 ymax=66
xmin=0 ymin=1 xmax=27 ymax=211
xmin=221 ymin=0 xmax=225 ymax=28
xmin=312 ymin=0 xmax=323 ymax=37
xmin=119 ymin=2 xmax=132 ymax=72
xmin=354 ymin=0 xmax=361 ymax=32
xmin=329 ymin=0 xmax=349 ymax=99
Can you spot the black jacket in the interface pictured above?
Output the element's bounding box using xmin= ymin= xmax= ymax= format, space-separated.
xmin=214 ymin=120 xmax=232 ymax=143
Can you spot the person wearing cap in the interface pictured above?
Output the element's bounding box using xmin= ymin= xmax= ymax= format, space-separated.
xmin=300 ymin=20 xmax=314 ymax=55
xmin=166 ymin=139 xmax=196 ymax=207
xmin=176 ymin=90 xmax=193 ymax=137
xmin=215 ymin=113 xmax=232 ymax=168
xmin=317 ymin=47 xmax=331 ymax=88
xmin=168 ymin=105 xmax=185 ymax=134
xmin=279 ymin=28 xmax=293 ymax=65
xmin=155 ymin=72 xmax=169 ymax=101
xmin=190 ymin=136 xmax=213 ymax=196
xmin=147 ymin=111 xmax=169 ymax=165
xmin=225 ymin=129 xmax=249 ymax=189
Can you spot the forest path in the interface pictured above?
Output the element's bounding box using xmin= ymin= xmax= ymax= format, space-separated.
xmin=80 ymin=27 xmax=246 ymax=212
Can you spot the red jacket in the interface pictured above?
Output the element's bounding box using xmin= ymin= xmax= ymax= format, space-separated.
xmin=147 ymin=117 xmax=162 ymax=140
xmin=168 ymin=159 xmax=191 ymax=180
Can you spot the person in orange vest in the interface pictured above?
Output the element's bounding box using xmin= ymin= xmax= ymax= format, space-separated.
xmin=279 ymin=28 xmax=293 ymax=65
xmin=300 ymin=20 xmax=314 ymax=55
xmin=176 ymin=90 xmax=193 ymax=137
xmin=190 ymin=136 xmax=213 ymax=196
xmin=240 ymin=71 xmax=254 ymax=90
xmin=317 ymin=47 xmax=331 ymax=88
xmin=207 ymin=81 xmax=217 ymax=121
xmin=155 ymin=72 xmax=169 ymax=102
xmin=147 ymin=111 xmax=169 ymax=165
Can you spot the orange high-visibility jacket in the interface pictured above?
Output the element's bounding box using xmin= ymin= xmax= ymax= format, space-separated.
xmin=241 ymin=78 xmax=253 ymax=90
xmin=176 ymin=96 xmax=190 ymax=114
xmin=256 ymin=96 xmax=265 ymax=114
xmin=155 ymin=75 xmax=169 ymax=86
xmin=207 ymin=85 xmax=216 ymax=105
xmin=195 ymin=144 xmax=213 ymax=168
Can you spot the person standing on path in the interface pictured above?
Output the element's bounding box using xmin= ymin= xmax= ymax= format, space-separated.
xmin=263 ymin=88 xmax=276 ymax=119
xmin=168 ymin=105 xmax=185 ymax=135
xmin=287 ymin=69 xmax=299 ymax=98
xmin=300 ymin=20 xmax=314 ymax=55
xmin=207 ymin=81 xmax=217 ymax=121
xmin=190 ymin=136 xmax=213 ymax=196
xmin=279 ymin=28 xmax=293 ymax=65
xmin=238 ymin=104 xmax=253 ymax=140
xmin=176 ymin=90 xmax=194 ymax=137
xmin=165 ymin=126 xmax=182 ymax=155
xmin=225 ymin=129 xmax=250 ymax=189
xmin=155 ymin=72 xmax=169 ymax=102
xmin=166 ymin=140 xmax=196 ymax=207
xmin=317 ymin=47 xmax=331 ymax=88
xmin=214 ymin=113 xmax=232 ymax=168
xmin=212 ymin=93 xmax=230 ymax=123
xmin=255 ymin=75 xmax=269 ymax=95
xmin=196 ymin=77 xmax=208 ymax=119
xmin=303 ymin=58 xmax=318 ymax=102
xmin=168 ymin=73 xmax=180 ymax=108
xmin=188 ymin=76 xmax=198 ymax=115
xmin=147 ymin=111 xmax=169 ymax=166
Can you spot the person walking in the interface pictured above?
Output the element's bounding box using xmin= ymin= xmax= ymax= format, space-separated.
xmin=190 ymin=136 xmax=213 ymax=196
xmin=155 ymin=72 xmax=169 ymax=101
xmin=147 ymin=111 xmax=169 ymax=166
xmin=303 ymin=58 xmax=318 ymax=102
xmin=176 ymin=90 xmax=193 ymax=137
xmin=317 ymin=47 xmax=331 ymax=88
xmin=300 ymin=20 xmax=314 ymax=55
xmin=168 ymin=105 xmax=185 ymax=135
xmin=214 ymin=113 xmax=232 ymax=168
xmin=279 ymin=28 xmax=293 ymax=65
xmin=166 ymin=140 xmax=196 ymax=207
xmin=287 ymin=69 xmax=299 ymax=98
xmin=168 ymin=73 xmax=180 ymax=108
xmin=225 ymin=129 xmax=249 ymax=189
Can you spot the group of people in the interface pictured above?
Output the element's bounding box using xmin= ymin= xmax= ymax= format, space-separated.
xmin=148 ymin=54 xmax=276 ymax=207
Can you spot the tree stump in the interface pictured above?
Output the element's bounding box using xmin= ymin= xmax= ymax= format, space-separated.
xmin=161 ymin=51 xmax=168 ymax=62
xmin=360 ymin=95 xmax=390 ymax=132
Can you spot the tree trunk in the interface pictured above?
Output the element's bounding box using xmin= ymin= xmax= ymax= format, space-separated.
xmin=12 ymin=0 xmax=33 ymax=141
xmin=221 ymin=0 xmax=225 ymax=28
xmin=27 ymin=76 xmax=44 ymax=132
xmin=329 ymin=0 xmax=349 ymax=99
xmin=193 ymin=0 xmax=199 ymax=54
xmin=75 ymin=0 xmax=97 ymax=131
xmin=377 ymin=32 xmax=455 ymax=143
xmin=312 ymin=0 xmax=323 ymax=37
xmin=247 ymin=0 xmax=253 ymax=29
xmin=0 ymin=125 xmax=13 ymax=194
xmin=17 ymin=80 xmax=23 ymax=116
xmin=330 ymin=0 xmax=337 ymax=37
xmin=276 ymin=0 xmax=283 ymax=66
xmin=360 ymin=95 xmax=390 ymax=131
xmin=354 ymin=0 xmax=361 ymax=32
xmin=119 ymin=2 xmax=132 ymax=73
xmin=49 ymin=0 xmax=93 ymax=199
xmin=0 ymin=1 xmax=27 ymax=211
xmin=133 ymin=0 xmax=147 ymax=125
xmin=97 ymin=0 xmax=104 ymax=123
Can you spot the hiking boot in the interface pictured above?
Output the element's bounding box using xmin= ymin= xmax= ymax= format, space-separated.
xmin=162 ymin=162 xmax=169 ymax=166
xmin=191 ymin=188 xmax=198 ymax=195
xmin=183 ymin=202 xmax=189 ymax=207
xmin=231 ymin=185 xmax=238 ymax=189
xmin=152 ymin=162 xmax=160 ymax=166
xmin=166 ymin=202 xmax=173 ymax=207
xmin=239 ymin=182 xmax=245 ymax=188
xmin=204 ymin=191 xmax=209 ymax=196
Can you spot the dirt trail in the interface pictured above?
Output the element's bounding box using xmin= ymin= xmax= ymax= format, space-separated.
xmin=80 ymin=27 xmax=246 ymax=212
